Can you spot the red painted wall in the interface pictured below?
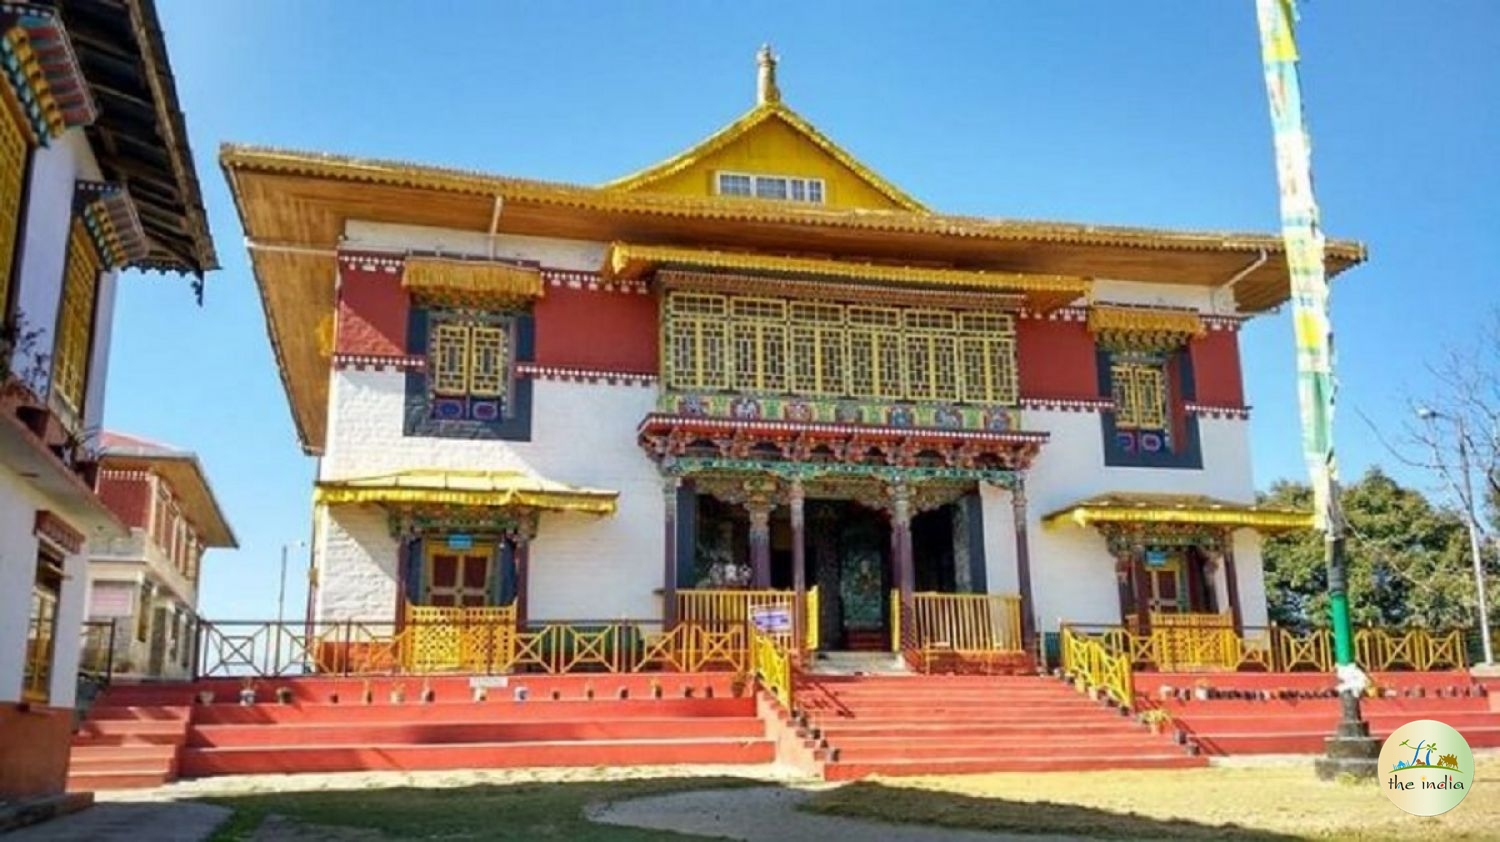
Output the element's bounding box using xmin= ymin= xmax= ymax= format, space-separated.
xmin=336 ymin=257 xmax=408 ymax=357
xmin=1189 ymin=331 xmax=1245 ymax=407
xmin=533 ymin=287 xmax=658 ymax=373
xmin=1017 ymin=319 xmax=1099 ymax=400
xmin=97 ymin=475 xmax=149 ymax=530
xmin=0 ymin=704 xmax=72 ymax=797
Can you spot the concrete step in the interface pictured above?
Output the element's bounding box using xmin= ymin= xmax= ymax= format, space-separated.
xmin=82 ymin=705 xmax=192 ymax=721
xmin=70 ymin=732 xmax=186 ymax=748
xmin=823 ymin=753 xmax=1208 ymax=780
xmin=187 ymin=697 xmax=757 ymax=725
xmin=66 ymin=770 xmax=175 ymax=791
xmin=180 ymin=738 xmax=776 ymax=776
xmin=66 ymin=753 xmax=178 ymax=775
xmin=78 ymin=720 xmax=190 ymax=738
xmin=808 ymin=721 xmax=1144 ymax=740
xmin=188 ymin=717 xmax=766 ymax=748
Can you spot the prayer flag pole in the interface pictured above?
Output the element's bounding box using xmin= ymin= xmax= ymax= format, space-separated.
xmin=1252 ymin=0 xmax=1378 ymax=779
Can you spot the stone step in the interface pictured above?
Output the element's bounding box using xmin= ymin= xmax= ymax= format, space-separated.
xmin=188 ymin=717 xmax=766 ymax=748
xmin=823 ymin=753 xmax=1208 ymax=780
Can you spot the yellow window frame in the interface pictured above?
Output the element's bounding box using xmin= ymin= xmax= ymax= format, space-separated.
xmin=0 ymin=90 xmax=30 ymax=317
xmin=52 ymin=220 xmax=101 ymax=413
xmin=1112 ymin=361 xmax=1168 ymax=430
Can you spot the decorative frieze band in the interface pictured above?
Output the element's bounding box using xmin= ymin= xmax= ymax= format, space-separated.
xmin=1186 ymin=402 xmax=1252 ymax=420
xmin=542 ymin=269 xmax=648 ymax=295
xmin=337 ymin=253 xmax=402 ymax=274
xmin=98 ymin=469 xmax=151 ymax=482
xmin=1020 ymin=397 xmax=1115 ymax=413
xmin=515 ymin=364 xmax=657 ymax=387
xmin=331 ymin=352 xmax=426 ymax=372
xmin=1019 ymin=305 xmax=1245 ymax=332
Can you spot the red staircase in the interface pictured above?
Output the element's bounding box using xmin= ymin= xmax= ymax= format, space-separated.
xmin=791 ymin=674 xmax=1205 ymax=781
xmin=1137 ymin=672 xmax=1500 ymax=755
xmin=69 ymin=674 xmax=772 ymax=789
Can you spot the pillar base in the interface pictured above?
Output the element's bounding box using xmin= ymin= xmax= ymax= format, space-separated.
xmin=1314 ymin=695 xmax=1380 ymax=781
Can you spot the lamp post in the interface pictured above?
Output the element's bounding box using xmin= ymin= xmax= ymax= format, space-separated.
xmin=1418 ymin=408 xmax=1494 ymax=667
xmin=278 ymin=540 xmax=307 ymax=625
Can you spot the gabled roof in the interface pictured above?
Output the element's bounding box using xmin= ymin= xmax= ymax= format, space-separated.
xmin=604 ymin=101 xmax=927 ymax=212
xmin=1043 ymin=492 xmax=1312 ymax=533
xmin=99 ymin=431 xmax=237 ymax=547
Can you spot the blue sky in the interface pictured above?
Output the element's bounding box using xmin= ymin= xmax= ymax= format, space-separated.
xmin=103 ymin=2 xmax=1500 ymax=619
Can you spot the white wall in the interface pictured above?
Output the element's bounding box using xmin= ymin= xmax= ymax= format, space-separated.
xmin=1018 ymin=408 xmax=1264 ymax=630
xmin=0 ymin=470 xmax=86 ymax=707
xmin=318 ymin=369 xmax=663 ymax=622
xmin=342 ymin=221 xmax=606 ymax=271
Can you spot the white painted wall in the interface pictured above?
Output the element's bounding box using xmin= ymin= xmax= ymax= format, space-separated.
xmin=342 ymin=221 xmax=607 ymax=272
xmin=1018 ymin=408 xmax=1265 ymax=631
xmin=0 ymin=470 xmax=86 ymax=707
xmin=318 ymin=368 xmax=663 ymax=622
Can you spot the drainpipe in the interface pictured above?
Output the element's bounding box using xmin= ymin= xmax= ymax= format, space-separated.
xmin=1214 ymin=249 xmax=1269 ymax=313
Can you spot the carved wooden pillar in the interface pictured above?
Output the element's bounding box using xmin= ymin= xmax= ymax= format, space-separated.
xmin=1130 ymin=548 xmax=1152 ymax=635
xmin=891 ymin=483 xmax=915 ymax=613
xmin=513 ymin=538 xmax=531 ymax=627
xmin=1010 ymin=477 xmax=1037 ymax=647
xmin=789 ymin=479 xmax=806 ymax=657
xmin=747 ymin=500 xmax=774 ymax=588
xmin=663 ymin=476 xmax=681 ymax=628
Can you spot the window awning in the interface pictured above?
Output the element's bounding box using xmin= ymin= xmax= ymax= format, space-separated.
xmin=602 ymin=242 xmax=1088 ymax=311
xmin=1042 ymin=492 xmax=1311 ymax=533
xmin=1087 ymin=305 xmax=1205 ymax=351
xmin=403 ymin=256 xmax=545 ymax=306
xmin=314 ymin=469 xmax=617 ymax=515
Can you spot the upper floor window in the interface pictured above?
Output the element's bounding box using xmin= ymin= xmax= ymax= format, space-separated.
xmin=403 ymin=306 xmax=533 ymax=441
xmin=1099 ymin=348 xmax=1202 ymax=469
xmin=52 ymin=219 xmax=102 ymax=413
xmin=664 ymin=291 xmax=1018 ymax=405
xmin=1110 ymin=357 xmax=1168 ymax=431
xmin=716 ymin=171 xmax=825 ymax=204
xmin=0 ymin=92 xmax=30 ymax=318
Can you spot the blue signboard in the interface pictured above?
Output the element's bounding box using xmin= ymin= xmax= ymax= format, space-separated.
xmin=1144 ymin=549 xmax=1170 ymax=568
xmin=447 ymin=534 xmax=474 ymax=550
xmin=750 ymin=606 xmax=793 ymax=634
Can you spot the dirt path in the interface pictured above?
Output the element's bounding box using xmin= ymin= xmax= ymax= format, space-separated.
xmin=589 ymin=786 xmax=1081 ymax=842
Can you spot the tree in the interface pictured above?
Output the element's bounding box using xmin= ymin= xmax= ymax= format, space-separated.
xmin=1261 ymin=468 xmax=1490 ymax=631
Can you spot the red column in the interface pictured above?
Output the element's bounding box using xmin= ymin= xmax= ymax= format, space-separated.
xmin=1010 ymin=478 xmax=1037 ymax=648
xmin=747 ymin=501 xmax=773 ymax=588
xmin=663 ymin=477 xmax=680 ymax=628
xmin=790 ymin=480 xmax=806 ymax=658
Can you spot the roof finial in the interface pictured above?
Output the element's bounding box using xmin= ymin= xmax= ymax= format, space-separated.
xmin=756 ymin=44 xmax=780 ymax=105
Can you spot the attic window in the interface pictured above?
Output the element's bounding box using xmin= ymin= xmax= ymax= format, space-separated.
xmin=717 ymin=172 xmax=824 ymax=204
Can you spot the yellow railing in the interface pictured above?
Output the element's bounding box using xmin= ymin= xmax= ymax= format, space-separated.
xmin=1070 ymin=624 xmax=1469 ymax=673
xmin=751 ymin=626 xmax=794 ymax=710
xmin=676 ymin=587 xmax=818 ymax=652
xmin=1062 ymin=627 xmax=1134 ymax=709
xmin=909 ymin=592 xmax=1024 ymax=654
xmin=404 ymin=603 xmax=518 ymax=673
xmin=889 ymin=588 xmax=901 ymax=653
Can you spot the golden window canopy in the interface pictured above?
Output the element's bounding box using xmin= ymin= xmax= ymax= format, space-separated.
xmin=1087 ymin=304 xmax=1206 ymax=351
xmin=314 ymin=469 xmax=617 ymax=516
xmin=602 ymin=242 xmax=1088 ymax=312
xmin=1042 ymin=492 xmax=1312 ymax=533
xmin=402 ymin=256 xmax=545 ymax=307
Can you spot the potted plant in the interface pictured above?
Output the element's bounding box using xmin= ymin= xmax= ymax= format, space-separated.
xmin=420 ymin=679 xmax=435 ymax=703
xmin=328 ymin=690 xmax=340 ymax=704
xmin=472 ymin=685 xmax=488 ymax=703
xmin=389 ymin=682 xmax=406 ymax=704
xmin=617 ymin=686 xmax=629 ymax=700
xmin=729 ymin=673 xmax=749 ymax=699
xmin=195 ymin=690 xmax=215 ymax=705
xmin=514 ymin=686 xmax=529 ymax=702
xmin=239 ymin=678 xmax=257 ymax=706
xmin=276 ymin=686 xmax=294 ymax=705
xmin=583 ymin=681 xmax=595 ymax=700
xmin=1140 ymin=708 xmax=1171 ymax=735
xmin=550 ymin=688 xmax=562 ymax=701
xmin=650 ymin=678 xmax=663 ymax=700
xmin=361 ymin=680 xmax=373 ymax=705
xmin=682 ymin=685 xmax=695 ymax=699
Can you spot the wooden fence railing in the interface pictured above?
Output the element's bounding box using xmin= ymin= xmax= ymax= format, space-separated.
xmin=1061 ymin=626 xmax=1134 ymax=710
xmin=897 ymin=591 xmax=1026 ymax=673
xmin=1065 ymin=623 xmax=1469 ymax=673
xmin=675 ymin=587 xmax=818 ymax=651
xmin=750 ymin=626 xmax=794 ymax=710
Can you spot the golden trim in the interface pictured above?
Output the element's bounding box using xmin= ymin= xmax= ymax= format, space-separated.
xmin=1042 ymin=492 xmax=1312 ymax=532
xmin=314 ymin=469 xmax=618 ymax=515
xmin=218 ymin=145 xmax=1368 ymax=262
xmin=1087 ymin=305 xmax=1206 ymax=338
xmin=603 ymin=102 xmax=927 ymax=212
xmin=605 ymin=242 xmax=1088 ymax=297
xmin=404 ymin=257 xmax=544 ymax=303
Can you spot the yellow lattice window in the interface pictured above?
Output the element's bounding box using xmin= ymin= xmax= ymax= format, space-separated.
xmin=0 ymin=93 xmax=29 ymax=314
xmin=788 ymin=302 xmax=844 ymax=394
xmin=1112 ymin=361 xmax=1168 ymax=430
xmin=730 ymin=297 xmax=787 ymax=392
xmin=665 ymin=293 xmax=729 ymax=390
xmin=958 ymin=312 xmax=1018 ymax=404
xmin=428 ymin=318 xmax=509 ymax=397
xmin=52 ymin=220 xmax=100 ymax=412
xmin=847 ymin=306 xmax=902 ymax=398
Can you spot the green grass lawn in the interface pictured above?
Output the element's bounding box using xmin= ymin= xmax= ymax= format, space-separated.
xmin=802 ymin=759 xmax=1500 ymax=841
xmin=200 ymin=776 xmax=759 ymax=841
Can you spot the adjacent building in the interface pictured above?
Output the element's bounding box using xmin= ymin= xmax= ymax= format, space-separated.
xmin=86 ymin=432 xmax=236 ymax=680
xmin=223 ymin=50 xmax=1350 ymax=661
xmin=0 ymin=0 xmax=214 ymax=799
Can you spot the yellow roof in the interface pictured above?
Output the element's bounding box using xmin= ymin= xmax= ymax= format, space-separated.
xmin=1042 ymin=492 xmax=1312 ymax=532
xmin=1086 ymin=305 xmax=1206 ymax=338
xmin=314 ymin=469 xmax=617 ymax=515
xmin=604 ymin=242 xmax=1088 ymax=309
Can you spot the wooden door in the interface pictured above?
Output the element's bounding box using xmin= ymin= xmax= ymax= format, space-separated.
xmin=1146 ymin=557 xmax=1184 ymax=614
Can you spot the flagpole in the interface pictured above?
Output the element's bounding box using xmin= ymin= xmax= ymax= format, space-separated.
xmin=1251 ymin=0 xmax=1377 ymax=779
